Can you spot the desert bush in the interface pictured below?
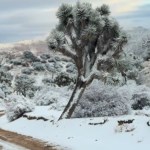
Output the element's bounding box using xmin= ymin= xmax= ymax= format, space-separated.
xmin=129 ymin=85 xmax=150 ymax=110
xmin=41 ymin=60 xmax=47 ymax=63
xmin=0 ymin=88 xmax=5 ymax=99
xmin=34 ymin=87 xmax=58 ymax=106
xmin=73 ymin=81 xmax=130 ymax=118
xmin=23 ymin=51 xmax=40 ymax=62
xmin=66 ymin=64 xmax=77 ymax=73
xmin=14 ymin=75 xmax=35 ymax=97
xmin=142 ymin=37 xmax=150 ymax=61
xmin=1 ymin=65 xmax=13 ymax=71
xmin=0 ymin=68 xmax=13 ymax=86
xmin=5 ymin=94 xmax=34 ymax=121
xmin=48 ymin=58 xmax=56 ymax=63
xmin=42 ymin=78 xmax=54 ymax=86
xmin=54 ymin=63 xmax=62 ymax=72
xmin=54 ymin=72 xmax=76 ymax=87
xmin=32 ymin=62 xmax=45 ymax=71
xmin=131 ymin=93 xmax=150 ymax=110
xmin=0 ymin=83 xmax=12 ymax=97
xmin=12 ymin=59 xmax=22 ymax=65
xmin=40 ymin=53 xmax=50 ymax=60
xmin=54 ymin=56 xmax=61 ymax=61
xmin=45 ymin=63 xmax=55 ymax=72
xmin=117 ymin=80 xmax=150 ymax=110
xmin=21 ymin=68 xmax=33 ymax=75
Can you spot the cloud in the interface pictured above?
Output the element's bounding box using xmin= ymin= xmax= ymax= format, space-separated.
xmin=0 ymin=0 xmax=150 ymax=43
xmin=116 ymin=4 xmax=150 ymax=28
xmin=0 ymin=8 xmax=57 ymax=43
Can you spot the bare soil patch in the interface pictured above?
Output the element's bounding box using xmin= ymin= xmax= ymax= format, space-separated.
xmin=0 ymin=129 xmax=59 ymax=150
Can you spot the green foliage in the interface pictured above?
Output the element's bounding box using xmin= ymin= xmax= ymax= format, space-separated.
xmin=47 ymin=2 xmax=125 ymax=54
xmin=54 ymin=73 xmax=76 ymax=87
xmin=47 ymin=30 xmax=65 ymax=50
xmin=81 ymin=25 xmax=97 ymax=41
xmin=0 ymin=68 xmax=13 ymax=86
xmin=23 ymin=51 xmax=40 ymax=62
xmin=32 ymin=62 xmax=45 ymax=71
xmin=96 ymin=4 xmax=110 ymax=16
xmin=56 ymin=4 xmax=73 ymax=26
xmin=14 ymin=75 xmax=35 ymax=97
xmin=132 ymin=93 xmax=150 ymax=110
xmin=22 ymin=68 xmax=33 ymax=75
xmin=74 ymin=2 xmax=92 ymax=22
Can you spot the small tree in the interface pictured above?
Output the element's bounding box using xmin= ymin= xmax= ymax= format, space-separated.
xmin=47 ymin=2 xmax=127 ymax=120
xmin=14 ymin=75 xmax=35 ymax=97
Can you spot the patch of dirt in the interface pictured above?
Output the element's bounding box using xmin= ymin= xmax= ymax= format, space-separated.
xmin=0 ymin=129 xmax=59 ymax=150
xmin=0 ymin=111 xmax=4 ymax=117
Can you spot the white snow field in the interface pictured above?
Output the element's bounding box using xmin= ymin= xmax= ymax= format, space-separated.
xmin=0 ymin=107 xmax=150 ymax=150
xmin=0 ymin=139 xmax=28 ymax=150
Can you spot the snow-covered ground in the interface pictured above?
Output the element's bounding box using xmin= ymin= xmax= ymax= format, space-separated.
xmin=0 ymin=139 xmax=28 ymax=150
xmin=0 ymin=27 xmax=150 ymax=150
xmin=0 ymin=106 xmax=150 ymax=150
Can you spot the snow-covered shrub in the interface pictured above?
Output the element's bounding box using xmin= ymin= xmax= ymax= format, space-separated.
xmin=131 ymin=93 xmax=150 ymax=110
xmin=21 ymin=61 xmax=29 ymax=67
xmin=32 ymin=62 xmax=45 ymax=71
xmin=23 ymin=51 xmax=35 ymax=59
xmin=23 ymin=51 xmax=40 ymax=62
xmin=142 ymin=36 xmax=150 ymax=61
xmin=117 ymin=81 xmax=150 ymax=110
xmin=48 ymin=58 xmax=56 ymax=63
xmin=1 ymin=65 xmax=13 ymax=71
xmin=34 ymin=87 xmax=58 ymax=106
xmin=124 ymin=27 xmax=150 ymax=61
xmin=41 ymin=59 xmax=47 ymax=63
xmin=73 ymin=81 xmax=130 ymax=118
xmin=54 ymin=62 xmax=62 ymax=72
xmin=66 ymin=64 xmax=77 ymax=74
xmin=0 ymin=83 xmax=12 ymax=97
xmin=40 ymin=53 xmax=50 ymax=60
xmin=34 ymin=86 xmax=71 ymax=112
xmin=55 ymin=56 xmax=61 ymax=61
xmin=14 ymin=75 xmax=35 ymax=97
xmin=45 ymin=63 xmax=55 ymax=72
xmin=0 ymin=88 xmax=5 ymax=99
xmin=5 ymin=94 xmax=34 ymax=121
xmin=12 ymin=59 xmax=22 ymax=65
xmin=130 ymin=85 xmax=150 ymax=110
xmin=126 ymin=69 xmax=139 ymax=81
xmin=42 ymin=78 xmax=55 ymax=86
xmin=0 ymin=68 xmax=13 ymax=86
xmin=54 ymin=72 xmax=76 ymax=87
xmin=117 ymin=53 xmax=142 ymax=83
xmin=21 ymin=68 xmax=33 ymax=75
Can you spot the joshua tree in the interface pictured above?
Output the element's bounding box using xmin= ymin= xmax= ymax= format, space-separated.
xmin=47 ymin=2 xmax=127 ymax=120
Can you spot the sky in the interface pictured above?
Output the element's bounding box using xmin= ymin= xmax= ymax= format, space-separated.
xmin=0 ymin=0 xmax=150 ymax=43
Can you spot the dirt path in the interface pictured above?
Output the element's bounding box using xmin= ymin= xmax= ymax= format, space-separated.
xmin=0 ymin=139 xmax=28 ymax=150
xmin=0 ymin=129 xmax=58 ymax=150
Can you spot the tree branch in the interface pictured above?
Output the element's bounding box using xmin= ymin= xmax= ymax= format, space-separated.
xmin=58 ymin=44 xmax=77 ymax=60
xmin=112 ymin=38 xmax=127 ymax=59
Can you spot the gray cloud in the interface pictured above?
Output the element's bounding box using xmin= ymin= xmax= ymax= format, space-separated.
xmin=116 ymin=4 xmax=150 ymax=28
xmin=0 ymin=0 xmax=150 ymax=43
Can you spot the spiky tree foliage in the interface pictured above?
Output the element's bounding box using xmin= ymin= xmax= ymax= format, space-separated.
xmin=47 ymin=2 xmax=127 ymax=120
xmin=142 ymin=36 xmax=150 ymax=61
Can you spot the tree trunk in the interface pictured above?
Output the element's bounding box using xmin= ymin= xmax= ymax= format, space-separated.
xmin=58 ymin=77 xmax=86 ymax=120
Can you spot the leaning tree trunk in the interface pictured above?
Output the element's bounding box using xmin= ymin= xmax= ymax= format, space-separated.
xmin=58 ymin=77 xmax=86 ymax=120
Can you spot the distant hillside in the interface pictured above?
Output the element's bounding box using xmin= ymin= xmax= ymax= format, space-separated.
xmin=0 ymin=40 xmax=49 ymax=57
